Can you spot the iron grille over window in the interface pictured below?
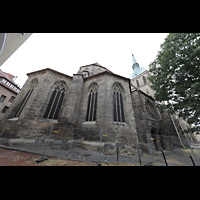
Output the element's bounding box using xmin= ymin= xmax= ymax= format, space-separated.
xmin=86 ymin=83 xmax=98 ymax=121
xmin=43 ymin=83 xmax=66 ymax=120
xmin=113 ymin=84 xmax=125 ymax=122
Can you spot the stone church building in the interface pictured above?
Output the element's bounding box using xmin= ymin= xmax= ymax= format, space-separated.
xmin=0 ymin=57 xmax=189 ymax=153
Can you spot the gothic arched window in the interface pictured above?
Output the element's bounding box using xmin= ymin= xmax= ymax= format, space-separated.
xmin=113 ymin=84 xmax=125 ymax=122
xmin=146 ymin=99 xmax=156 ymax=119
xmin=15 ymin=78 xmax=38 ymax=117
xmin=86 ymin=83 xmax=98 ymax=121
xmin=43 ymin=83 xmax=66 ymax=119
xmin=143 ymin=76 xmax=147 ymax=84
xmin=136 ymin=80 xmax=140 ymax=87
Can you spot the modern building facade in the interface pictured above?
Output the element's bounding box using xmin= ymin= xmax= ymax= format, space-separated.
xmin=0 ymin=33 xmax=32 ymax=67
xmin=0 ymin=69 xmax=20 ymax=120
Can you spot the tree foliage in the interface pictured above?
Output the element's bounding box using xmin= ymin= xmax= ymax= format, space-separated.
xmin=148 ymin=33 xmax=200 ymax=133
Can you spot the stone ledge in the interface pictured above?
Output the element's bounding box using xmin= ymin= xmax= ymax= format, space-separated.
xmin=82 ymin=121 xmax=97 ymax=125
xmin=37 ymin=118 xmax=59 ymax=123
xmin=8 ymin=117 xmax=19 ymax=121
xmin=8 ymin=138 xmax=36 ymax=146
xmin=113 ymin=122 xmax=128 ymax=126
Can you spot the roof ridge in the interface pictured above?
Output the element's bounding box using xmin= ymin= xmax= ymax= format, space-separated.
xmin=79 ymin=63 xmax=113 ymax=73
xmin=84 ymin=70 xmax=129 ymax=80
xmin=27 ymin=68 xmax=73 ymax=78
xmin=0 ymin=69 xmax=18 ymax=85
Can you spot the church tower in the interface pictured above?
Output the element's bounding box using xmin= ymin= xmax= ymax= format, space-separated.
xmin=130 ymin=54 xmax=155 ymax=97
xmin=130 ymin=54 xmax=146 ymax=79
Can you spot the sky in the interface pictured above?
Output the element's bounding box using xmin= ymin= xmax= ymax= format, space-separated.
xmin=1 ymin=33 xmax=168 ymax=88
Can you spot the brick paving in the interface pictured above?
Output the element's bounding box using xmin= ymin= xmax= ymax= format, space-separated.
xmin=0 ymin=146 xmax=138 ymax=166
xmin=0 ymin=147 xmax=97 ymax=166
xmin=0 ymin=147 xmax=38 ymax=166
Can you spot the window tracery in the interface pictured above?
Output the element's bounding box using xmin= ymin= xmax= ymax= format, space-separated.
xmin=113 ymin=83 xmax=125 ymax=122
xmin=86 ymin=83 xmax=98 ymax=121
xmin=15 ymin=78 xmax=38 ymax=117
xmin=143 ymin=76 xmax=147 ymax=84
xmin=146 ymin=99 xmax=157 ymax=119
xmin=43 ymin=83 xmax=66 ymax=119
xmin=136 ymin=80 xmax=140 ymax=87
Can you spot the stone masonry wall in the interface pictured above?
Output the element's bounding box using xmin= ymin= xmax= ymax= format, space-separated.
xmin=0 ymin=68 xmax=139 ymax=153
xmin=131 ymin=89 xmax=184 ymax=151
xmin=75 ymin=72 xmax=138 ymax=146
xmin=131 ymin=71 xmax=155 ymax=98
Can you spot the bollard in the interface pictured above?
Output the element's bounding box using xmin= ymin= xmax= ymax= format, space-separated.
xmin=190 ymin=155 xmax=196 ymax=166
xmin=162 ymin=150 xmax=168 ymax=166
xmin=0 ymin=122 xmax=8 ymax=137
xmin=96 ymin=160 xmax=102 ymax=166
xmin=185 ymin=137 xmax=199 ymax=166
xmin=117 ymin=146 xmax=119 ymax=162
xmin=138 ymin=148 xmax=141 ymax=166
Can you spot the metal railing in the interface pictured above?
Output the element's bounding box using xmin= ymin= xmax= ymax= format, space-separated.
xmin=0 ymin=122 xmax=199 ymax=166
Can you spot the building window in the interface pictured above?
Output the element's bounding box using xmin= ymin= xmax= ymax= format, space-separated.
xmin=6 ymin=82 xmax=11 ymax=87
xmin=136 ymin=80 xmax=140 ymax=87
xmin=15 ymin=78 xmax=38 ymax=117
xmin=113 ymin=83 xmax=125 ymax=122
xmin=9 ymin=96 xmax=15 ymax=102
xmin=43 ymin=83 xmax=66 ymax=120
xmin=86 ymin=83 xmax=98 ymax=121
xmin=1 ymin=106 xmax=9 ymax=113
xmin=143 ymin=76 xmax=147 ymax=84
xmin=146 ymin=99 xmax=157 ymax=119
xmin=2 ymin=79 xmax=6 ymax=84
xmin=0 ymin=95 xmax=6 ymax=102
xmin=15 ymin=89 xmax=33 ymax=117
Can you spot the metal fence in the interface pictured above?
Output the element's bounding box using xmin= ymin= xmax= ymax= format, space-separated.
xmin=0 ymin=122 xmax=200 ymax=166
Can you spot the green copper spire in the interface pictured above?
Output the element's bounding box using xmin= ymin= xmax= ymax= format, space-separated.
xmin=132 ymin=53 xmax=139 ymax=70
xmin=132 ymin=53 xmax=137 ymax=65
xmin=130 ymin=53 xmax=146 ymax=79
